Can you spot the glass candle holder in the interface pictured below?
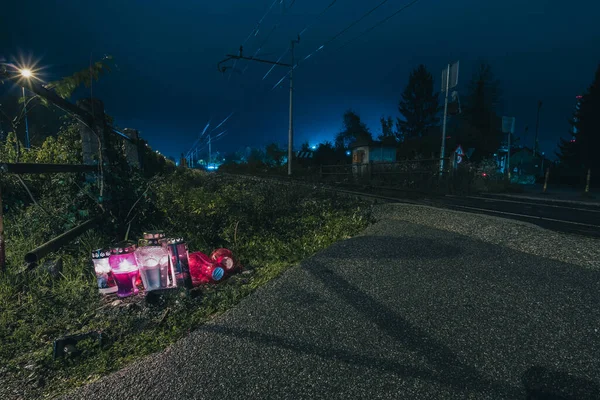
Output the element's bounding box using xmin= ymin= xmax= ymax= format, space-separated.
xmin=166 ymin=238 xmax=193 ymax=289
xmin=109 ymin=241 xmax=140 ymax=298
xmin=136 ymin=231 xmax=171 ymax=291
xmin=91 ymin=248 xmax=118 ymax=294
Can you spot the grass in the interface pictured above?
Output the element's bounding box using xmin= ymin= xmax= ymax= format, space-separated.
xmin=0 ymin=172 xmax=373 ymax=399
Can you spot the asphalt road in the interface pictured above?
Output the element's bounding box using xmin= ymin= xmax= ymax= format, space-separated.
xmin=66 ymin=217 xmax=600 ymax=400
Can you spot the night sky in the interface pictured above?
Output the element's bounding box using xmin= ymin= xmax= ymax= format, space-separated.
xmin=1 ymin=0 xmax=599 ymax=159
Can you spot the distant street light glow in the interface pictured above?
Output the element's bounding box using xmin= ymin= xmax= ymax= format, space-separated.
xmin=20 ymin=68 xmax=32 ymax=78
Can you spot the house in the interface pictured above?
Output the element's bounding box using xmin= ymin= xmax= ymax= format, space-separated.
xmin=350 ymin=138 xmax=397 ymax=178
xmin=350 ymin=138 xmax=397 ymax=164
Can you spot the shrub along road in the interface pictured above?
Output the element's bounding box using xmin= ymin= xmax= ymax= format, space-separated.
xmin=66 ymin=205 xmax=600 ymax=400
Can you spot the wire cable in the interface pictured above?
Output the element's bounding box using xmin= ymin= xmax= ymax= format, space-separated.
xmin=242 ymin=0 xmax=297 ymax=75
xmin=271 ymin=0 xmax=424 ymax=90
xmin=263 ymin=0 xmax=339 ymax=80
xmin=230 ymin=0 xmax=281 ymax=80
xmin=334 ymin=0 xmax=423 ymax=52
xmin=271 ymin=0 xmax=392 ymax=89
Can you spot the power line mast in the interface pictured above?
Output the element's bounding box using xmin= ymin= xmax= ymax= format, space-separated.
xmin=439 ymin=61 xmax=459 ymax=174
xmin=288 ymin=36 xmax=300 ymax=176
xmin=218 ymin=36 xmax=300 ymax=176
xmin=208 ymin=133 xmax=212 ymax=167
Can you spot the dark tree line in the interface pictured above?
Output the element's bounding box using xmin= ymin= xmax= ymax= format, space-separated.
xmin=556 ymin=64 xmax=600 ymax=180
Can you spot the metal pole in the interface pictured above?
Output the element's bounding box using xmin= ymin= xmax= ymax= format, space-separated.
xmin=22 ymin=87 xmax=30 ymax=149
xmin=439 ymin=64 xmax=450 ymax=174
xmin=507 ymin=130 xmax=511 ymax=181
xmin=534 ymin=100 xmax=542 ymax=156
xmin=208 ymin=134 xmax=212 ymax=168
xmin=288 ymin=40 xmax=295 ymax=176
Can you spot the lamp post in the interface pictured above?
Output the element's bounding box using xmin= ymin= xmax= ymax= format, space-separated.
xmin=19 ymin=68 xmax=32 ymax=149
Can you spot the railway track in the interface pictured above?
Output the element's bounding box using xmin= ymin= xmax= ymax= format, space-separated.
xmin=220 ymin=173 xmax=600 ymax=238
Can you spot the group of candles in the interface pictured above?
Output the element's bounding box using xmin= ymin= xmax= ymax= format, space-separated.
xmin=92 ymin=231 xmax=237 ymax=298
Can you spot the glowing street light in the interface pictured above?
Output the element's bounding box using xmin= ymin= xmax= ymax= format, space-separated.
xmin=19 ymin=67 xmax=34 ymax=149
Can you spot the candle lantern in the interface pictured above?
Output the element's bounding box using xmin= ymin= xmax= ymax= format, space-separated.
xmin=166 ymin=238 xmax=193 ymax=289
xmin=109 ymin=241 xmax=140 ymax=298
xmin=136 ymin=231 xmax=172 ymax=291
xmin=189 ymin=252 xmax=225 ymax=285
xmin=210 ymin=248 xmax=236 ymax=273
xmin=91 ymin=248 xmax=118 ymax=294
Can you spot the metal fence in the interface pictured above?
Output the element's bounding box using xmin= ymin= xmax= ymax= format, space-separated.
xmin=319 ymin=158 xmax=454 ymax=194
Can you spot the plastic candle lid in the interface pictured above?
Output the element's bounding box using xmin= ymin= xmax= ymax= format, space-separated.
xmin=110 ymin=241 xmax=138 ymax=255
xmin=91 ymin=248 xmax=111 ymax=259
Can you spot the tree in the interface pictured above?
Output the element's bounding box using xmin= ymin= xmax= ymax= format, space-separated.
xmin=334 ymin=109 xmax=371 ymax=149
xmin=457 ymin=62 xmax=502 ymax=160
xmin=265 ymin=142 xmax=285 ymax=166
xmin=300 ymin=141 xmax=311 ymax=151
xmin=558 ymin=65 xmax=600 ymax=177
xmin=397 ymin=64 xmax=440 ymax=140
xmin=378 ymin=116 xmax=395 ymax=140
xmin=247 ymin=147 xmax=265 ymax=165
xmin=315 ymin=141 xmax=346 ymax=165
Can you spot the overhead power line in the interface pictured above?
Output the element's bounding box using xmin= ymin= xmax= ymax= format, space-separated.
xmin=264 ymin=0 xmax=340 ymax=80
xmin=334 ymin=0 xmax=423 ymax=52
xmin=271 ymin=0 xmax=392 ymax=89
xmin=299 ymin=0 xmax=339 ymax=36
xmin=242 ymin=0 xmax=281 ymax=46
xmin=230 ymin=0 xmax=281 ymax=80
xmin=272 ymin=0 xmax=425 ymax=90
xmin=243 ymin=0 xmax=298 ymax=74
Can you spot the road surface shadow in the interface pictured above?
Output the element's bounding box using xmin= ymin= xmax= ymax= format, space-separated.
xmin=522 ymin=366 xmax=599 ymax=400
xmin=324 ymin=234 xmax=464 ymax=260
xmin=303 ymin=259 xmax=521 ymax=397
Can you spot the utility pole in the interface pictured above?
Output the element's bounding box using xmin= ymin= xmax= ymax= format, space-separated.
xmin=288 ymin=36 xmax=300 ymax=176
xmin=208 ymin=133 xmax=212 ymax=167
xmin=440 ymin=64 xmax=450 ymax=174
xmin=22 ymin=87 xmax=30 ymax=149
xmin=439 ymin=61 xmax=459 ymax=174
xmin=218 ymin=36 xmax=299 ymax=175
xmin=533 ymin=100 xmax=542 ymax=156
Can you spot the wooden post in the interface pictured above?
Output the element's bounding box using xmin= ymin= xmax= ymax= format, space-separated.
xmin=585 ymin=168 xmax=591 ymax=193
xmin=543 ymin=167 xmax=550 ymax=193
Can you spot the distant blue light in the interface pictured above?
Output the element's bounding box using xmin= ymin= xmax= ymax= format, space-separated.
xmin=311 ymin=145 xmax=317 ymax=150
xmin=346 ymin=150 xmax=351 ymax=156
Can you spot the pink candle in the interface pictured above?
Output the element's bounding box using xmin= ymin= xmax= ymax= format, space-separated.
xmin=109 ymin=242 xmax=140 ymax=298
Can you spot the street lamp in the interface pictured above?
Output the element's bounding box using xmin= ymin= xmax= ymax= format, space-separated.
xmin=19 ymin=68 xmax=32 ymax=149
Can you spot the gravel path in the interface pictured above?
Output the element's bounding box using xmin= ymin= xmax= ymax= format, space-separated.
xmin=65 ymin=204 xmax=600 ymax=400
